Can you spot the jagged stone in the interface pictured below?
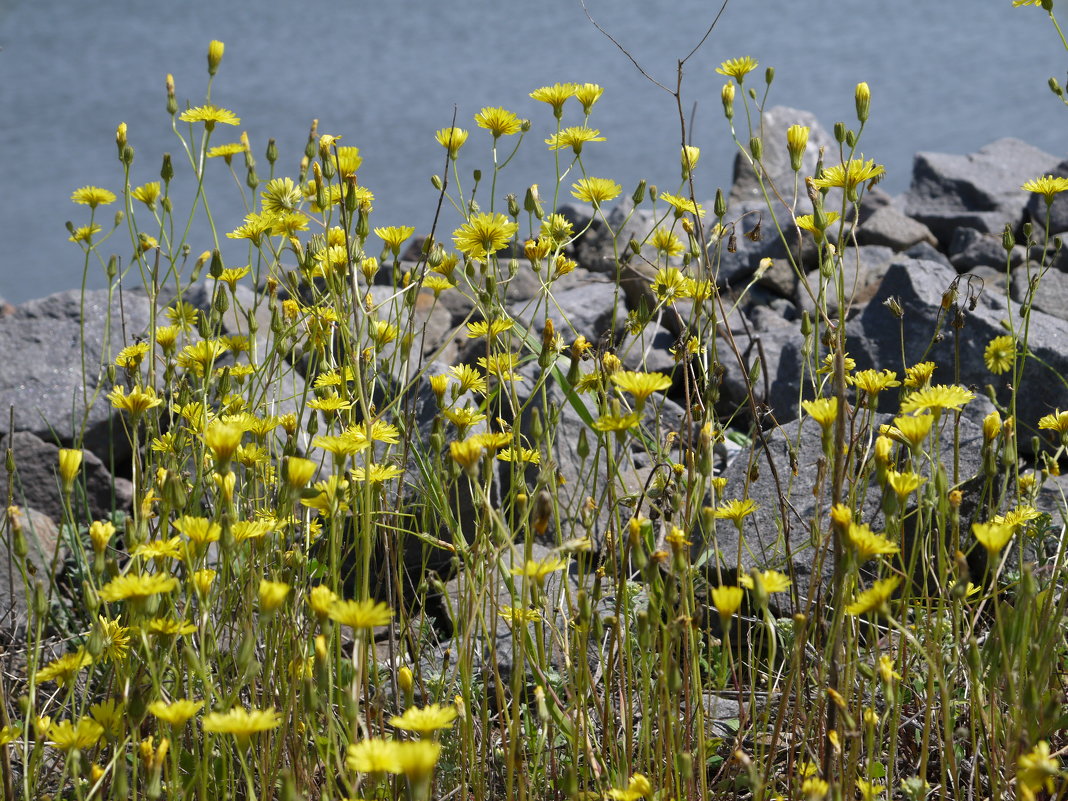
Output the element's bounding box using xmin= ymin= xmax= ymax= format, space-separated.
xmin=856 ymin=205 xmax=938 ymax=251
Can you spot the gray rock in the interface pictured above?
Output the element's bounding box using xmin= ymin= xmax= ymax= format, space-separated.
xmin=948 ymin=227 xmax=1026 ymax=272
xmin=509 ymin=278 xmax=619 ymax=345
xmin=856 ymin=205 xmax=938 ymax=251
xmin=1 ymin=506 xmax=63 ymax=630
xmin=1010 ymin=264 xmax=1068 ymax=323
xmin=575 ymin=198 xmax=665 ymax=275
xmin=904 ymin=138 xmax=1059 ymax=247
xmin=0 ymin=289 xmax=154 ymax=460
xmin=620 ymin=323 xmax=678 ymax=374
xmin=757 ymin=258 xmax=800 ymax=300
xmin=718 ymin=320 xmax=807 ymax=423
xmin=847 ymin=258 xmax=1068 ymax=439
xmin=904 ymin=240 xmax=953 ymax=269
xmin=797 ymin=245 xmax=896 ymax=319
xmin=0 ymin=431 xmax=121 ymax=524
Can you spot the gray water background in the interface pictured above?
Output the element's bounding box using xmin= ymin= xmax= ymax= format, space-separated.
xmin=1 ymin=0 xmax=1064 ymax=304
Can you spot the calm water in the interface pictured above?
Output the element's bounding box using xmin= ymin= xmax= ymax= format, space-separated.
xmin=0 ymin=1 xmax=1063 ymax=303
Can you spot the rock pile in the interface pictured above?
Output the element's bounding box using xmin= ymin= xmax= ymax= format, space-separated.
xmin=3 ymin=107 xmax=1067 ymax=634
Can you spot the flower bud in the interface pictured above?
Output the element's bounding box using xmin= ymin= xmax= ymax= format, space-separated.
xmin=161 ymin=153 xmax=173 ymax=183
xmin=507 ymin=193 xmax=520 ymax=218
xmin=121 ymin=145 xmax=135 ymax=166
xmin=749 ymin=136 xmax=762 ymax=161
xmin=721 ymin=82 xmax=735 ymax=120
xmin=1002 ymin=224 xmax=1016 ymax=252
xmin=207 ymin=40 xmax=225 ymax=76
xmin=765 ymin=66 xmax=775 ymax=85
xmin=115 ymin=122 xmax=128 ymax=158
xmin=681 ymin=145 xmax=700 ymax=180
xmin=57 ymin=448 xmax=82 ymax=492
xmin=714 ymin=188 xmax=727 ymax=219
xmin=833 ymin=121 xmax=847 ymax=143
xmin=631 ymin=179 xmax=646 ymax=206
xmin=786 ymin=124 xmax=809 ymax=172
xmin=1050 ymin=76 xmax=1064 ymax=97
xmin=855 ymin=82 xmax=870 ymax=123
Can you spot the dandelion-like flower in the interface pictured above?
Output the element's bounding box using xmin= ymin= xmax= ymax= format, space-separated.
xmin=658 ymin=192 xmax=705 ymax=218
xmin=802 ymin=397 xmax=838 ymax=428
xmin=607 ymin=773 xmax=653 ymax=801
xmin=435 ymin=127 xmax=468 ymax=159
xmin=328 ymin=599 xmax=393 ymax=630
xmin=475 ymin=106 xmax=523 ymax=137
xmin=795 ymin=212 xmax=840 ymax=237
xmin=610 ymin=370 xmax=672 ymax=401
xmin=592 ymin=411 xmax=641 ymax=432
xmin=972 ymin=520 xmax=1014 ymax=553
xmin=511 ymin=556 xmax=567 ymax=582
xmin=711 ymin=585 xmax=744 ymax=622
xmin=98 ymin=572 xmax=178 ymax=602
xmin=178 ymin=104 xmax=240 ymax=128
xmin=46 ymin=718 xmax=104 ymax=751
xmin=845 ymin=576 xmax=899 ymax=616
xmin=453 ymin=212 xmax=518 ymax=261
xmin=1022 ymin=175 xmax=1068 ymax=204
xmin=885 ymin=469 xmax=926 ymax=501
xmin=530 ymin=82 xmax=577 ymax=117
xmin=846 ymin=523 xmax=899 ymax=562
xmin=260 ymin=177 xmax=302 ymax=214
xmin=738 ymin=569 xmax=791 ymax=593
xmin=35 ymin=648 xmax=93 ymax=684
xmin=202 ymin=707 xmax=280 ymax=741
xmin=390 ymin=703 xmax=458 ymax=733
xmin=811 ymin=156 xmax=885 ymax=200
xmin=71 ymin=186 xmax=116 ymax=208
xmin=574 ymin=82 xmax=604 ymax=114
xmin=206 ymin=142 xmax=247 ymax=160
xmin=545 ymin=126 xmax=605 ymax=155
xmin=850 ymin=368 xmax=900 ymax=398
xmin=885 ymin=413 xmax=934 ymax=450
xmin=903 ymin=361 xmax=936 ymax=388
xmin=1039 ymin=409 xmax=1068 ymax=433
xmin=714 ymin=498 xmax=757 ymax=523
xmin=173 ymin=515 xmax=221 ymax=546
xmin=715 ymin=56 xmax=758 ymax=82
xmin=1017 ymin=741 xmax=1060 ymax=800
xmin=984 ymin=335 xmax=1016 ymax=375
xmin=899 ymin=384 xmax=975 ymax=414
xmin=649 ymin=227 xmax=684 ymax=257
xmin=148 ymin=699 xmax=203 ymax=728
xmin=108 ymin=385 xmax=163 ymax=417
xmin=258 ymin=580 xmax=290 ymax=614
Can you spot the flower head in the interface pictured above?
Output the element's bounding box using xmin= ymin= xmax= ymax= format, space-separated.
xmin=98 ymin=572 xmax=178 ymax=602
xmin=328 ymin=599 xmax=393 ymax=630
xmin=148 ymin=699 xmax=203 ymax=728
xmin=802 ymin=397 xmax=838 ymax=429
xmin=435 ymin=127 xmax=468 ymax=159
xmin=71 ymin=186 xmax=116 ymax=208
xmin=202 ymin=707 xmax=280 ymax=741
xmin=972 ymin=520 xmax=1014 ymax=553
xmin=658 ymin=192 xmax=705 ymax=218
xmin=511 ymin=555 xmax=567 ymax=583
xmin=46 ymin=718 xmax=104 ymax=751
xmin=108 ymin=384 xmax=163 ymax=417
xmin=545 ymin=126 xmax=605 ymax=155
xmin=715 ymin=56 xmax=758 ymax=82
xmin=811 ymin=156 xmax=885 ymax=200
xmin=1022 ymin=175 xmax=1068 ymax=204
xmin=453 ymin=212 xmax=518 ymax=261
xmin=711 ymin=585 xmax=744 ymax=622
xmin=574 ymin=82 xmax=604 ymax=115
xmin=389 ymin=703 xmax=458 ymax=733
xmin=899 ymin=384 xmax=975 ymax=414
xmin=178 ymin=104 xmax=240 ymax=127
xmin=846 ymin=523 xmax=899 ymax=562
xmin=610 ymin=370 xmax=672 ymax=401
xmin=714 ymin=498 xmax=757 ymax=524
xmin=1017 ymin=741 xmax=1060 ymax=800
xmin=984 ymin=335 xmax=1016 ymax=374
xmin=530 ymin=82 xmax=577 ymax=117
xmin=475 ymin=106 xmax=523 ymax=137
xmin=846 ymin=576 xmax=900 ymax=617
xmin=571 ymin=176 xmax=622 ymax=205
xmin=850 ymin=368 xmax=901 ymax=398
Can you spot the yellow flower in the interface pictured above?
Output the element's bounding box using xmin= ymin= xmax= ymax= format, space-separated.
xmin=498 ymin=605 xmax=542 ymax=626
xmin=802 ymin=397 xmax=838 ymax=428
xmin=885 ymin=469 xmax=926 ymax=501
xmin=191 ymin=569 xmax=216 ymax=595
xmin=530 ymin=82 xmax=577 ymax=117
xmin=466 ymin=317 xmax=515 ymax=338
xmin=178 ymin=104 xmax=240 ymax=127
xmin=0 ymin=724 xmax=21 ymax=747
xmin=846 ymin=523 xmax=899 ymax=562
xmin=115 ymin=342 xmax=150 ymax=371
xmin=308 ymin=585 xmax=338 ymax=618
xmin=328 ymin=599 xmax=393 ymax=630
xmin=57 ymin=448 xmax=82 ymax=489
xmin=592 ymin=411 xmax=642 ymax=432
xmin=375 ymin=225 xmax=416 ymax=256
xmin=574 ymin=82 xmax=604 ymax=114
xmin=801 ymin=777 xmax=830 ymax=800
xmin=649 ymin=227 xmax=684 ymax=256
xmin=435 ymin=127 xmax=468 ymax=158
xmin=453 ymin=212 xmax=518 ymax=261
xmin=899 ymin=384 xmax=975 ymax=414
xmin=738 ymin=569 xmax=791 ymax=593
xmin=511 ymin=556 xmax=567 ymax=582
xmin=496 ymin=446 xmax=540 ymax=464
xmin=258 ymin=580 xmax=290 ymax=614
xmin=681 ymin=145 xmax=701 ymax=178
xmin=71 ymin=186 xmax=116 ymax=208
xmin=983 ymin=335 xmax=1016 ymax=375
xmin=206 ymin=142 xmax=247 ymax=160
xmin=98 ymin=572 xmax=178 ymax=602
xmin=885 ymin=413 xmax=934 ymax=450
xmin=658 ymin=192 xmax=705 ymax=218
xmin=972 ymin=520 xmax=1014 ymax=553
xmin=148 ymin=699 xmax=203 ymax=728
xmin=95 ymin=616 xmax=131 ymax=663
xmin=216 ymin=266 xmax=250 ymax=291
xmin=108 ymin=384 xmax=163 ymax=417
xmin=715 ymin=56 xmax=758 ymax=82
xmin=145 ymin=617 xmax=197 ymax=636
xmin=903 ymin=361 xmax=936 ymax=388
xmin=350 ymin=463 xmax=404 ymax=483
xmin=231 ymin=520 xmax=274 ymax=543
xmin=714 ymin=498 xmax=757 ymax=523
xmin=69 ymin=223 xmax=104 ymax=244
xmin=1022 ymin=175 xmax=1068 ymax=204
xmin=610 ymin=370 xmax=672 ymax=401
xmin=811 ymin=156 xmax=885 ymax=198
xmin=545 ymin=126 xmax=605 ymax=155
xmin=89 ymin=520 xmax=116 ymax=553
xmin=569 ymin=177 xmax=621 ymax=207
xmin=877 ymin=654 xmax=901 ymax=683
xmin=474 ymin=106 xmax=523 ymax=137
xmin=173 ymin=515 xmax=221 ymax=546
xmin=1017 ymin=741 xmax=1059 ymax=800
xmin=1038 ymin=409 xmax=1068 ymax=433
xmin=202 ymin=707 xmax=280 ymax=741
xmin=795 ymin=212 xmax=841 ymax=236
xmin=389 ymin=703 xmax=458 ymax=733
xmin=35 ymin=648 xmax=93 ymax=684
xmin=607 ymin=773 xmax=653 ymax=801
xmin=850 ymin=368 xmax=901 ymax=397
xmin=711 ymin=585 xmax=744 ymax=623
xmin=46 ymin=718 xmax=104 ymax=751
xmin=786 ymin=124 xmax=810 ymax=170
xmin=845 ymin=576 xmax=900 ymax=616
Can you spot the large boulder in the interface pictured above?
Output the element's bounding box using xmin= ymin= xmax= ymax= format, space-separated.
xmin=904 ymin=138 xmax=1059 ymax=247
xmin=847 ymin=258 xmax=1068 ymax=438
xmin=0 ymin=289 xmax=154 ymax=460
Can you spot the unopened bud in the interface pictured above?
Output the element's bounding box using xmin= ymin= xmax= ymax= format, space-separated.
xmin=833 ymin=122 xmax=847 ymax=143
xmin=207 ymin=40 xmax=224 ymax=76
xmin=749 ymin=136 xmax=762 ymax=161
xmin=855 ymin=82 xmax=871 ymax=123
xmin=786 ymin=124 xmax=809 ymax=172
xmin=161 ymin=153 xmax=173 ymax=183
xmin=721 ymin=82 xmax=735 ymax=120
